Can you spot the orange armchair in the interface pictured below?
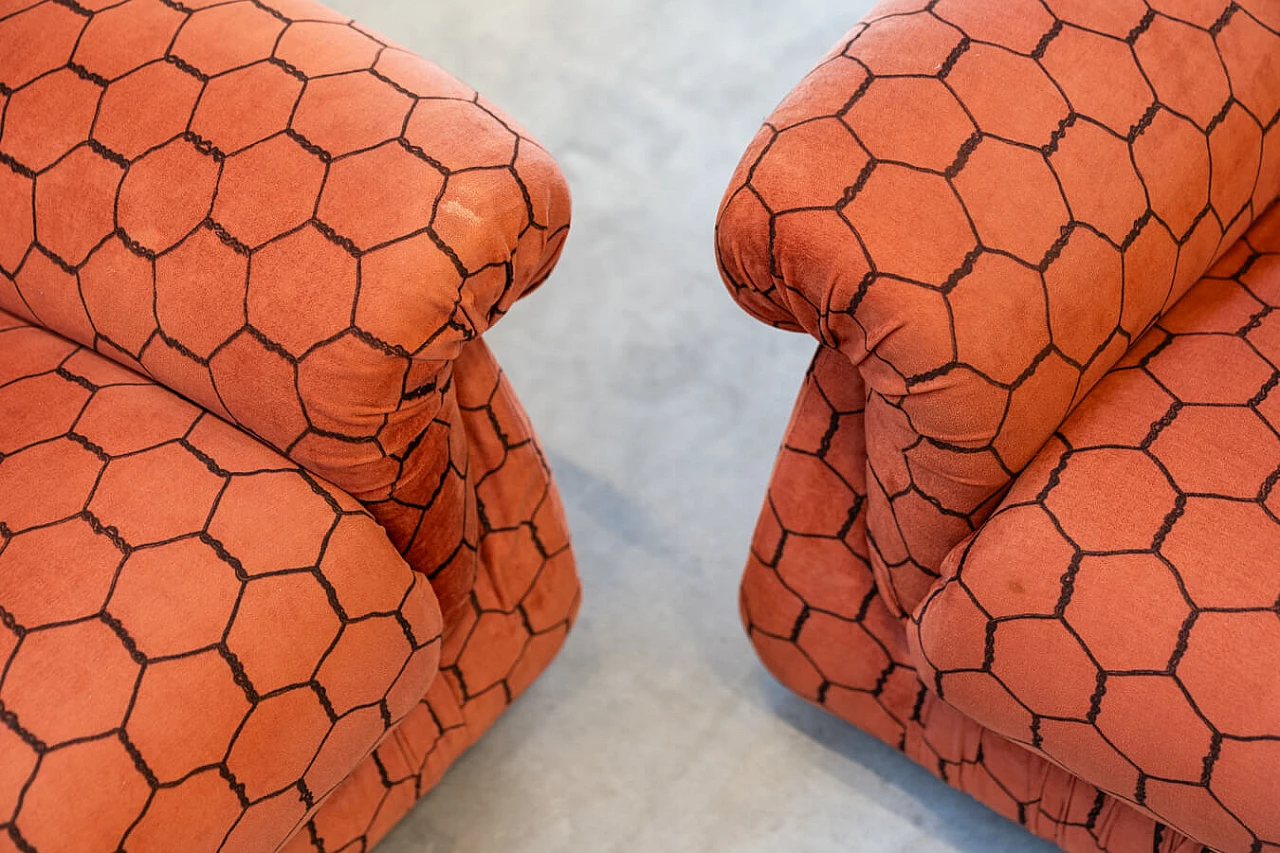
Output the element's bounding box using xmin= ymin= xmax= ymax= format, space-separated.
xmin=717 ymin=1 xmax=1280 ymax=851
xmin=0 ymin=0 xmax=579 ymax=850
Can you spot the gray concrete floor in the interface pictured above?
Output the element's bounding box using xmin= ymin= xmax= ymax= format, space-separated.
xmin=324 ymin=2 xmax=1058 ymax=850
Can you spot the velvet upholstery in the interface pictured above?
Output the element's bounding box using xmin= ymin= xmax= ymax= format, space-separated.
xmin=0 ymin=1 xmax=580 ymax=850
xmin=716 ymin=1 xmax=1280 ymax=850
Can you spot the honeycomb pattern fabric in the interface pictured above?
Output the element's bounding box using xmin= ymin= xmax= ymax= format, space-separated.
xmin=716 ymin=0 xmax=1280 ymax=617
xmin=0 ymin=0 xmax=573 ymax=624
xmin=739 ymin=245 xmax=1280 ymax=853
xmin=740 ymin=344 xmax=1208 ymax=853
xmin=720 ymin=2 xmax=1280 ymax=851
xmin=912 ymin=206 xmax=1280 ymax=852
xmin=0 ymin=312 xmax=581 ymax=852
xmin=0 ymin=311 xmax=443 ymax=851
xmin=282 ymin=335 xmax=581 ymax=853
xmin=0 ymin=0 xmax=581 ymax=847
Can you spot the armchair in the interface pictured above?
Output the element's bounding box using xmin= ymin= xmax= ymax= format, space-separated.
xmin=0 ymin=1 xmax=580 ymax=849
xmin=716 ymin=1 xmax=1280 ymax=850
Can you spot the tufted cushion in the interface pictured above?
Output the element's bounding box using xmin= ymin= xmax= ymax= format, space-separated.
xmin=0 ymin=0 xmax=572 ymax=620
xmin=716 ymin=0 xmax=1280 ymax=616
xmin=0 ymin=309 xmax=442 ymax=852
xmin=911 ymin=202 xmax=1280 ymax=853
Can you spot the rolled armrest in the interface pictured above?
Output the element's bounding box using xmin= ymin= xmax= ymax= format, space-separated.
xmin=0 ymin=0 xmax=569 ymax=438
xmin=718 ymin=1 xmax=1279 ymax=373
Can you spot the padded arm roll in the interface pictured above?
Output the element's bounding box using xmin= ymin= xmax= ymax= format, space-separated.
xmin=0 ymin=0 xmax=569 ymax=452
xmin=716 ymin=0 xmax=1280 ymax=611
xmin=717 ymin=0 xmax=1280 ymax=364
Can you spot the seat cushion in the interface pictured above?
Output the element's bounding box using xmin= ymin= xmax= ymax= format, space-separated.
xmin=912 ymin=203 xmax=1280 ymax=851
xmin=741 ymin=345 xmax=1210 ymax=853
xmin=0 ymin=310 xmax=442 ymax=851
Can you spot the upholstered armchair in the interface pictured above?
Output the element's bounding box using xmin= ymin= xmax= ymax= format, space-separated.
xmin=716 ymin=1 xmax=1280 ymax=850
xmin=0 ymin=0 xmax=579 ymax=849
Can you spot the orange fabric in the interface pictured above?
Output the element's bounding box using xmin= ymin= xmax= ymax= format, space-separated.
xmin=280 ymin=338 xmax=578 ymax=853
xmin=0 ymin=316 xmax=580 ymax=852
xmin=721 ymin=2 xmax=1280 ymax=852
xmin=912 ymin=207 xmax=1280 ymax=852
xmin=717 ymin=0 xmax=1280 ymax=616
xmin=0 ymin=0 xmax=573 ymax=624
xmin=0 ymin=1 xmax=580 ymax=849
xmin=740 ymin=344 xmax=1219 ymax=853
xmin=740 ymin=355 xmax=1210 ymax=853
xmin=0 ymin=313 xmax=442 ymax=851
